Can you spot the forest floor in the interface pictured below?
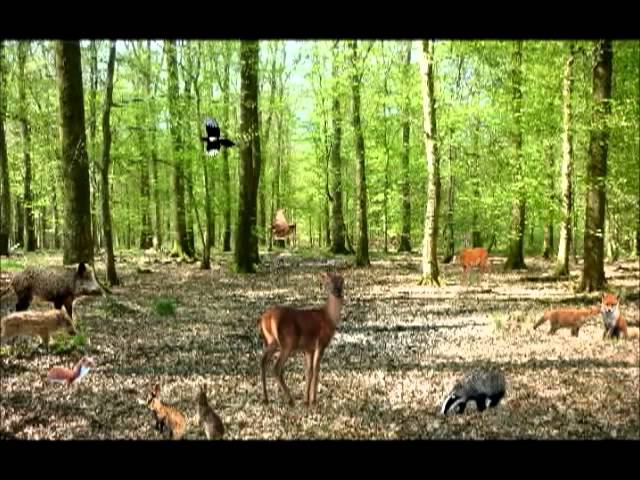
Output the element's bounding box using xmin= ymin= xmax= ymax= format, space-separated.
xmin=1 ymin=249 xmax=639 ymax=440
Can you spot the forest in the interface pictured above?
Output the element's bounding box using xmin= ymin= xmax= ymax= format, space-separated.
xmin=0 ymin=39 xmax=638 ymax=440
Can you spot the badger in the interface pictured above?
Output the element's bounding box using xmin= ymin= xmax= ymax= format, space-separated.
xmin=441 ymin=368 xmax=506 ymax=415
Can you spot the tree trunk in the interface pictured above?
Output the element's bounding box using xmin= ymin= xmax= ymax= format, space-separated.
xmin=15 ymin=198 xmax=24 ymax=247
xmin=504 ymin=41 xmax=527 ymax=271
xmin=443 ymin=142 xmax=455 ymax=264
xmin=165 ymin=40 xmax=192 ymax=258
xmin=329 ymin=42 xmax=349 ymax=255
xmin=271 ymin=115 xmax=283 ymax=249
xmin=137 ymin=43 xmax=153 ymax=251
xmin=55 ymin=40 xmax=94 ymax=265
xmin=220 ymin=51 xmax=232 ymax=253
xmin=542 ymin=141 xmax=555 ymax=259
xmin=136 ymin=83 xmax=152 ymax=249
xmin=554 ymin=43 xmax=575 ymax=276
xmin=398 ymin=42 xmax=413 ymax=254
xmin=18 ymin=41 xmax=36 ymax=252
xmin=235 ymin=40 xmax=260 ymax=273
xmin=351 ymin=40 xmax=370 ymax=267
xmin=579 ymin=40 xmax=612 ymax=292
xmin=89 ymin=41 xmax=101 ymax=252
xmin=381 ymin=44 xmax=390 ymax=255
xmin=147 ymin=41 xmax=162 ymax=251
xmin=471 ymin=122 xmax=482 ymax=248
xmin=250 ymin=63 xmax=263 ymax=267
xmin=418 ymin=40 xmax=441 ymax=286
xmin=0 ymin=41 xmax=11 ymax=256
xmin=193 ymin=45 xmax=213 ymax=270
xmin=100 ymin=42 xmax=119 ymax=286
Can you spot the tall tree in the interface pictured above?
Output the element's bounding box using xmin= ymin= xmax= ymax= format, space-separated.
xmin=418 ymin=40 xmax=441 ymax=286
xmin=212 ymin=45 xmax=233 ymax=252
xmin=504 ymin=41 xmax=527 ymax=270
xmin=55 ymin=40 xmax=93 ymax=265
xmin=580 ymin=40 xmax=612 ymax=292
xmin=0 ymin=41 xmax=10 ymax=256
xmin=235 ymin=40 xmax=261 ymax=273
xmin=100 ymin=42 xmax=119 ymax=285
xmin=165 ymin=40 xmax=192 ymax=258
xmin=192 ymin=42 xmax=214 ymax=269
xmin=442 ymin=140 xmax=455 ymax=263
xmin=130 ymin=41 xmax=153 ymax=250
xmin=398 ymin=41 xmax=413 ymax=253
xmin=329 ymin=42 xmax=349 ymax=255
xmin=542 ymin=140 xmax=555 ymax=259
xmin=88 ymin=41 xmax=101 ymax=250
xmin=147 ymin=40 xmax=162 ymax=250
xmin=350 ymin=40 xmax=370 ymax=267
xmin=18 ymin=41 xmax=36 ymax=251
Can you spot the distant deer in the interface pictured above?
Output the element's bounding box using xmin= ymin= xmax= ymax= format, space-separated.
xmin=458 ymin=247 xmax=490 ymax=285
xmin=258 ymin=271 xmax=344 ymax=406
xmin=271 ymin=209 xmax=296 ymax=246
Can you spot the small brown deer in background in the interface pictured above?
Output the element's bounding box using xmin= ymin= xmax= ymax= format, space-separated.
xmin=258 ymin=271 xmax=344 ymax=406
xmin=145 ymin=383 xmax=186 ymax=440
xmin=458 ymin=247 xmax=490 ymax=285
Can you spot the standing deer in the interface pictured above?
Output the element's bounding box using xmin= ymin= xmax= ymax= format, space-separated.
xmin=458 ymin=247 xmax=490 ymax=285
xmin=258 ymin=271 xmax=344 ymax=406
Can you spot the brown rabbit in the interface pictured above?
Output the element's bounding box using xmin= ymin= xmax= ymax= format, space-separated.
xmin=197 ymin=384 xmax=224 ymax=440
xmin=145 ymin=383 xmax=186 ymax=440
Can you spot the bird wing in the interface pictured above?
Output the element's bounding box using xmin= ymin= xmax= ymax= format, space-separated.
xmin=205 ymin=117 xmax=220 ymax=138
xmin=219 ymin=139 xmax=235 ymax=147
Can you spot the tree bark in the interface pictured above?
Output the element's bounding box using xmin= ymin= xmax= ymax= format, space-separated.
xmin=55 ymin=40 xmax=94 ymax=265
xmin=15 ymin=198 xmax=24 ymax=247
xmin=147 ymin=41 xmax=162 ymax=251
xmin=418 ymin=40 xmax=441 ymax=286
xmin=398 ymin=42 xmax=413 ymax=254
xmin=100 ymin=42 xmax=119 ymax=285
xmin=504 ymin=41 xmax=527 ymax=271
xmin=18 ymin=41 xmax=37 ymax=251
xmin=542 ymin=141 xmax=555 ymax=259
xmin=193 ymin=44 xmax=213 ymax=270
xmin=579 ymin=40 xmax=612 ymax=292
xmin=351 ymin=40 xmax=370 ymax=267
xmin=443 ymin=141 xmax=455 ymax=263
xmin=165 ymin=40 xmax=192 ymax=258
xmin=220 ymin=49 xmax=232 ymax=252
xmin=329 ymin=42 xmax=349 ymax=255
xmin=136 ymin=45 xmax=152 ymax=250
xmin=89 ymin=41 xmax=101 ymax=251
xmin=554 ymin=43 xmax=575 ymax=276
xmin=235 ymin=41 xmax=261 ymax=273
xmin=0 ymin=41 xmax=11 ymax=256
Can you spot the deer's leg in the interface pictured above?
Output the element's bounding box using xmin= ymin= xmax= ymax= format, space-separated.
xmin=303 ymin=350 xmax=313 ymax=406
xmin=310 ymin=346 xmax=325 ymax=405
xmin=273 ymin=345 xmax=294 ymax=406
xmin=261 ymin=341 xmax=278 ymax=404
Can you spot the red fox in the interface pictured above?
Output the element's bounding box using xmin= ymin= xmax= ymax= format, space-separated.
xmin=0 ymin=263 xmax=102 ymax=317
xmin=600 ymin=293 xmax=630 ymax=340
xmin=47 ymin=356 xmax=96 ymax=386
xmin=533 ymin=306 xmax=601 ymax=337
xmin=458 ymin=247 xmax=490 ymax=284
xmin=1 ymin=306 xmax=76 ymax=350
xmin=144 ymin=384 xmax=186 ymax=440
xmin=258 ymin=271 xmax=344 ymax=406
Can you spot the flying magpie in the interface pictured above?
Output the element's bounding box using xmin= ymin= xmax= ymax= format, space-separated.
xmin=200 ymin=117 xmax=236 ymax=156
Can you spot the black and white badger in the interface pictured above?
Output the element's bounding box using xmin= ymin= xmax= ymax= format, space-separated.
xmin=441 ymin=368 xmax=506 ymax=415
